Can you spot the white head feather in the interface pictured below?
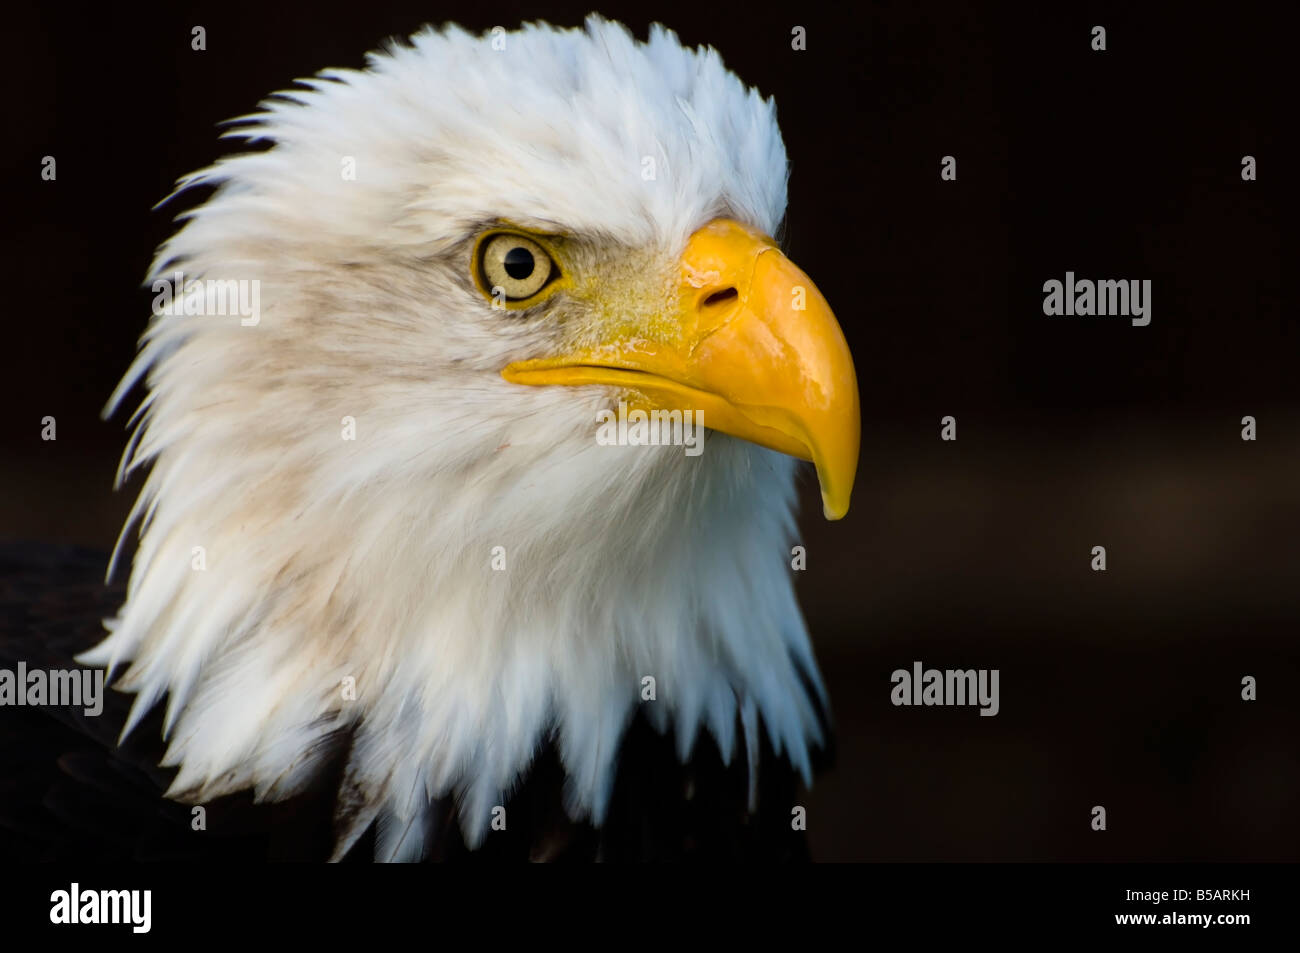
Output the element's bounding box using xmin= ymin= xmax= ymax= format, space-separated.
xmin=81 ymin=15 xmax=826 ymax=861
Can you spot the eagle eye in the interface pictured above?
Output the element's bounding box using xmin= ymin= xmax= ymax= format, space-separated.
xmin=476 ymin=233 xmax=558 ymax=304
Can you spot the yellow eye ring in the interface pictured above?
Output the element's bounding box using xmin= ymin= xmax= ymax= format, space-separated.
xmin=475 ymin=232 xmax=560 ymax=305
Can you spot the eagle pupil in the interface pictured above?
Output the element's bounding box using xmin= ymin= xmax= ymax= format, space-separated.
xmin=504 ymin=246 xmax=535 ymax=280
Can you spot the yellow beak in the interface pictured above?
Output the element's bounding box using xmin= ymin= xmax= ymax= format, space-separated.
xmin=501 ymin=218 xmax=860 ymax=519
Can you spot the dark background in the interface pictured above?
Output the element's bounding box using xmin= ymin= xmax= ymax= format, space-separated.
xmin=3 ymin=1 xmax=1292 ymax=860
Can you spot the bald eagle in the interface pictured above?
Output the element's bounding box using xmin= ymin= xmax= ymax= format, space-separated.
xmin=3 ymin=16 xmax=859 ymax=862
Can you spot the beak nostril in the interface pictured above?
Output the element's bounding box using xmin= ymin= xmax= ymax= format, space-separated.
xmin=702 ymin=287 xmax=738 ymax=307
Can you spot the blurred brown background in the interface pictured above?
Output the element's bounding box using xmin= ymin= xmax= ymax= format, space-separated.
xmin=3 ymin=1 xmax=1292 ymax=859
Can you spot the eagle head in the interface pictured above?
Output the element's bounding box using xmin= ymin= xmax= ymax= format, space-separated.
xmin=81 ymin=15 xmax=860 ymax=860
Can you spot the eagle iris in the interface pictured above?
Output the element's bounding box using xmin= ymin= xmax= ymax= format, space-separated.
xmin=479 ymin=233 xmax=555 ymax=301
